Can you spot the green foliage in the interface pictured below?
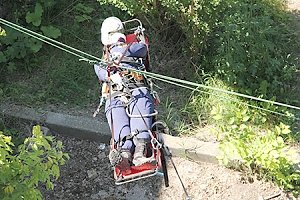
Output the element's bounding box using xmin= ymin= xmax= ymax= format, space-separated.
xmin=160 ymin=97 xmax=190 ymax=135
xmin=1 ymin=1 xmax=124 ymax=107
xmin=1 ymin=52 xmax=98 ymax=106
xmin=184 ymin=75 xmax=232 ymax=127
xmin=0 ymin=125 xmax=69 ymax=200
xmin=97 ymin=0 xmax=222 ymax=57
xmin=44 ymin=55 xmax=97 ymax=104
xmin=73 ymin=3 xmax=95 ymax=23
xmin=0 ymin=127 xmax=25 ymax=148
xmin=0 ymin=0 xmax=61 ymax=83
xmin=186 ymin=76 xmax=300 ymax=196
xmin=40 ymin=26 xmax=61 ymax=39
xmin=217 ymin=114 xmax=300 ymax=196
xmin=211 ymin=0 xmax=298 ymax=98
xmin=0 ymin=27 xmax=6 ymax=36
xmin=99 ymin=0 xmax=299 ymax=100
xmin=26 ymin=3 xmax=43 ymax=27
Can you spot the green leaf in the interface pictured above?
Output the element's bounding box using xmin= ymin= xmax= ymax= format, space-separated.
xmin=32 ymin=143 xmax=38 ymax=151
xmin=3 ymin=136 xmax=12 ymax=144
xmin=75 ymin=15 xmax=92 ymax=23
xmin=57 ymin=141 xmax=63 ymax=148
xmin=27 ymin=38 xmax=43 ymax=53
xmin=0 ymin=27 xmax=6 ymax=36
xmin=52 ymin=165 xmax=60 ymax=179
xmin=276 ymin=136 xmax=284 ymax=145
xmin=4 ymin=185 xmax=14 ymax=194
xmin=228 ymin=117 xmax=235 ymax=124
xmin=213 ymin=114 xmax=222 ymax=120
xmin=32 ymin=125 xmax=42 ymax=137
xmin=0 ymin=52 xmax=7 ymax=63
xmin=281 ymin=128 xmax=291 ymax=135
xmin=40 ymin=26 xmax=61 ymax=39
xmin=242 ymin=115 xmax=250 ymax=122
xmin=236 ymin=111 xmax=242 ymax=119
xmin=241 ymin=109 xmax=247 ymax=115
xmin=46 ymin=180 xmax=54 ymax=190
xmin=74 ymin=3 xmax=95 ymax=14
xmin=26 ymin=3 xmax=43 ymax=26
xmin=259 ymin=80 xmax=268 ymax=95
xmin=6 ymin=46 xmax=18 ymax=59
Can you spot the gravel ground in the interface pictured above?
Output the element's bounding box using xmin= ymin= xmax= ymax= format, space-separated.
xmin=39 ymin=132 xmax=296 ymax=200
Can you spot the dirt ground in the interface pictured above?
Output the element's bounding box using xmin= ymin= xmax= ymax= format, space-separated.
xmin=288 ymin=0 xmax=300 ymax=10
xmin=40 ymin=133 xmax=295 ymax=200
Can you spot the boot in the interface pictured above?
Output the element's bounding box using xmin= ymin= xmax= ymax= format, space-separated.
xmin=109 ymin=149 xmax=132 ymax=170
xmin=132 ymin=138 xmax=156 ymax=166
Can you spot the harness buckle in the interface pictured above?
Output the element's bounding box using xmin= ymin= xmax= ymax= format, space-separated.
xmin=151 ymin=137 xmax=162 ymax=150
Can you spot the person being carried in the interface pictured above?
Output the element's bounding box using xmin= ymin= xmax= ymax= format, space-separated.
xmin=94 ymin=17 xmax=157 ymax=169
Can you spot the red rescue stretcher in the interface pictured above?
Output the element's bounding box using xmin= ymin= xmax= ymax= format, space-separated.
xmin=109 ymin=19 xmax=170 ymax=186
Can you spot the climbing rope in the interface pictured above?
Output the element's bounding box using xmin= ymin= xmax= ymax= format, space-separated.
xmin=1 ymin=17 xmax=299 ymax=198
xmin=1 ymin=18 xmax=300 ymax=119
xmin=119 ymin=66 xmax=300 ymax=112
xmin=143 ymin=74 xmax=299 ymax=120
xmin=0 ymin=18 xmax=104 ymax=64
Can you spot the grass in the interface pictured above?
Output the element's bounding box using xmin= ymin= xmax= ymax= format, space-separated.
xmin=1 ymin=1 xmax=104 ymax=107
xmin=0 ymin=1 xmax=191 ymax=133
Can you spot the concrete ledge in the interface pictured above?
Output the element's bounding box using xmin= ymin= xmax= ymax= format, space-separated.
xmin=162 ymin=134 xmax=219 ymax=164
xmin=1 ymin=103 xmax=299 ymax=167
xmin=46 ymin=111 xmax=111 ymax=142
xmin=0 ymin=103 xmax=220 ymax=164
xmin=0 ymin=103 xmax=47 ymax=123
xmin=0 ymin=103 xmax=111 ymax=142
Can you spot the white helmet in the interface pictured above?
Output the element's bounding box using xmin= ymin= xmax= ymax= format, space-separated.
xmin=101 ymin=17 xmax=124 ymax=45
xmin=110 ymin=32 xmax=126 ymax=44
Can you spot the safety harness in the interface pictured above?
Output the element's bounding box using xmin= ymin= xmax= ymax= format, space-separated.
xmin=94 ymin=26 xmax=161 ymax=154
xmin=93 ymin=21 xmax=190 ymax=199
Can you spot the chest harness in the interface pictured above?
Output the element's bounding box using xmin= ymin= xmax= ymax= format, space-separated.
xmin=94 ymin=37 xmax=161 ymax=149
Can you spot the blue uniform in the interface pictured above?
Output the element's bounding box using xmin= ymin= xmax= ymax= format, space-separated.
xmin=94 ymin=42 xmax=153 ymax=152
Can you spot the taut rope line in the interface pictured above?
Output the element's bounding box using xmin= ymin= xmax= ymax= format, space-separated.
xmin=1 ymin=18 xmax=300 ymax=117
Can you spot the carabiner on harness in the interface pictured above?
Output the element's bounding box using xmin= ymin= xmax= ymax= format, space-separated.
xmin=151 ymin=136 xmax=162 ymax=150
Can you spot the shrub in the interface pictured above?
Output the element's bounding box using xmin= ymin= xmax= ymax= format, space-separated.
xmin=0 ymin=125 xmax=69 ymax=200
xmin=186 ymin=76 xmax=300 ymax=196
xmin=97 ymin=0 xmax=223 ymax=58
xmin=217 ymin=112 xmax=300 ymax=196
xmin=211 ymin=0 xmax=298 ymax=98
xmin=0 ymin=0 xmax=61 ymax=83
xmin=98 ymin=0 xmax=299 ymax=100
